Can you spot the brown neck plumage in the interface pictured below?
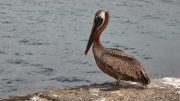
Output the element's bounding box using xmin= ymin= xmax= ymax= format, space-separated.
xmin=94 ymin=12 xmax=109 ymax=47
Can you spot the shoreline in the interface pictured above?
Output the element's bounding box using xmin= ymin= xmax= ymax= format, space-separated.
xmin=1 ymin=77 xmax=180 ymax=101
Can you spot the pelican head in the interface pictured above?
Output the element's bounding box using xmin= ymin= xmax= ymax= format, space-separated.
xmin=85 ymin=10 xmax=109 ymax=55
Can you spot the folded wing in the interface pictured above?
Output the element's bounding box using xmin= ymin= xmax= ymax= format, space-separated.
xmin=102 ymin=48 xmax=150 ymax=85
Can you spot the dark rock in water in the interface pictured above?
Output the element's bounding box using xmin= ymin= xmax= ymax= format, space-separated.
xmin=1 ymin=77 xmax=180 ymax=101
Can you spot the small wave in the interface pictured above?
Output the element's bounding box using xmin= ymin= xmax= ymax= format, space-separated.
xmin=0 ymin=50 xmax=6 ymax=54
xmin=1 ymin=35 xmax=12 ymax=38
xmin=19 ymin=39 xmax=50 ymax=46
xmin=85 ymin=71 xmax=101 ymax=74
xmin=32 ymin=67 xmax=56 ymax=76
xmin=7 ymin=59 xmax=28 ymax=65
xmin=2 ymin=79 xmax=26 ymax=85
xmin=143 ymin=15 xmax=160 ymax=20
xmin=159 ymin=0 xmax=174 ymax=3
xmin=25 ymin=52 xmax=33 ymax=55
xmin=112 ymin=43 xmax=135 ymax=51
xmin=143 ymin=56 xmax=153 ymax=60
xmin=1 ymin=21 xmax=12 ymax=24
xmin=50 ymin=76 xmax=91 ymax=83
xmin=67 ymin=60 xmax=92 ymax=66
xmin=30 ymin=64 xmax=43 ymax=67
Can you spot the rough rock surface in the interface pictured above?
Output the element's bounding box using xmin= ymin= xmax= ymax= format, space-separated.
xmin=1 ymin=77 xmax=180 ymax=101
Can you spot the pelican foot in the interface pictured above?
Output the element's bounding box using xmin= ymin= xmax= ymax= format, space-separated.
xmin=100 ymin=81 xmax=120 ymax=91
xmin=108 ymin=81 xmax=121 ymax=91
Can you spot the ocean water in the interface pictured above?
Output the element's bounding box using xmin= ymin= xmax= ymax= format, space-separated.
xmin=0 ymin=0 xmax=180 ymax=98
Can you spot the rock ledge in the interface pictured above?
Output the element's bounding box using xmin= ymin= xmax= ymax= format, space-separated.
xmin=1 ymin=77 xmax=180 ymax=101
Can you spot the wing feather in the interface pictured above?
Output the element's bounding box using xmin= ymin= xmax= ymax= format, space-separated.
xmin=102 ymin=48 xmax=150 ymax=84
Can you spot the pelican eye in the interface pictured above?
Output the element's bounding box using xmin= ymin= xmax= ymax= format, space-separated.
xmin=95 ymin=16 xmax=103 ymax=22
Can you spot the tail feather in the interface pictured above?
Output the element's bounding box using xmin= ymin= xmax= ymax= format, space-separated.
xmin=140 ymin=70 xmax=150 ymax=85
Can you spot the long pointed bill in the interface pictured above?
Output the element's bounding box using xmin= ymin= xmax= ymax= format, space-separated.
xmin=84 ymin=17 xmax=103 ymax=55
xmin=84 ymin=23 xmax=96 ymax=55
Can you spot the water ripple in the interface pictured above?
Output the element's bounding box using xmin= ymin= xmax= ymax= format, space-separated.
xmin=66 ymin=60 xmax=92 ymax=66
xmin=50 ymin=76 xmax=91 ymax=83
xmin=160 ymin=0 xmax=174 ymax=3
xmin=112 ymin=43 xmax=135 ymax=51
xmin=85 ymin=71 xmax=101 ymax=74
xmin=7 ymin=59 xmax=28 ymax=65
xmin=1 ymin=21 xmax=12 ymax=24
xmin=143 ymin=15 xmax=161 ymax=20
xmin=25 ymin=52 xmax=33 ymax=55
xmin=32 ymin=67 xmax=56 ymax=76
xmin=1 ymin=78 xmax=26 ymax=87
xmin=19 ymin=39 xmax=50 ymax=45
xmin=1 ymin=35 xmax=12 ymax=38
xmin=30 ymin=64 xmax=43 ymax=67
xmin=0 ymin=69 xmax=4 ymax=73
xmin=0 ymin=50 xmax=6 ymax=54
xmin=142 ymin=54 xmax=153 ymax=60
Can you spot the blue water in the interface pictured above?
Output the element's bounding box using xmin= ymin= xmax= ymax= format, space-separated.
xmin=0 ymin=0 xmax=180 ymax=98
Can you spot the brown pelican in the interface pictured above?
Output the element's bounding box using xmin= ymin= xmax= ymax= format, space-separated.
xmin=84 ymin=10 xmax=150 ymax=87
